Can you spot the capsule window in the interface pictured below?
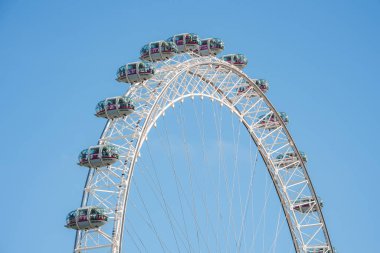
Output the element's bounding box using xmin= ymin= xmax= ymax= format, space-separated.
xmin=185 ymin=34 xmax=191 ymax=43
xmin=96 ymin=101 xmax=105 ymax=111
xmin=175 ymin=35 xmax=184 ymax=45
xmin=90 ymin=148 xmax=99 ymax=155
xmin=107 ymin=99 xmax=116 ymax=106
xmin=225 ymin=56 xmax=231 ymax=61
xmin=169 ymin=42 xmax=176 ymax=49
xmin=138 ymin=63 xmax=145 ymax=71
xmin=118 ymin=97 xmax=125 ymax=105
xmin=160 ymin=42 xmax=167 ymax=51
xmin=120 ymin=97 xmax=131 ymax=106
xmin=80 ymin=150 xmax=88 ymax=158
xmin=102 ymin=148 xmax=110 ymax=157
xmin=161 ymin=42 xmax=172 ymax=51
xmin=118 ymin=66 xmax=126 ymax=77
xmin=140 ymin=45 xmax=149 ymax=54
xmin=189 ymin=33 xmax=198 ymax=42
xmin=78 ymin=209 xmax=87 ymax=216
xmin=127 ymin=64 xmax=137 ymax=75
xmin=67 ymin=211 xmax=76 ymax=220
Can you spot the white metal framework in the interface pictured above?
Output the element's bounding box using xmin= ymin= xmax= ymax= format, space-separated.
xmin=73 ymin=53 xmax=333 ymax=253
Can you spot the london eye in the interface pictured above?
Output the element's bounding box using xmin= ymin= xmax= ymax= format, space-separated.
xmin=65 ymin=33 xmax=334 ymax=253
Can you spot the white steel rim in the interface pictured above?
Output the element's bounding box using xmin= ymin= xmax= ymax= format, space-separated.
xmin=73 ymin=53 xmax=332 ymax=253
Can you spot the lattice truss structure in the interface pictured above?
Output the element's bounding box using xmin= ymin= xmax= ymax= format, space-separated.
xmin=74 ymin=53 xmax=333 ymax=253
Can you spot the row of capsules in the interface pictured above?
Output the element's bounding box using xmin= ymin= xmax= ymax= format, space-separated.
xmin=64 ymin=33 xmax=327 ymax=253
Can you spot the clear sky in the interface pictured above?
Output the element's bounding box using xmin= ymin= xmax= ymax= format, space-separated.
xmin=0 ymin=0 xmax=379 ymax=252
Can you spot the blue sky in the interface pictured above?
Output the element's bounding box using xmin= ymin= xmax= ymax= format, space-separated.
xmin=0 ymin=0 xmax=379 ymax=252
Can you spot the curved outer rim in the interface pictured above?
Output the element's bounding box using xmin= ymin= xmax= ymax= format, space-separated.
xmin=75 ymin=56 xmax=332 ymax=253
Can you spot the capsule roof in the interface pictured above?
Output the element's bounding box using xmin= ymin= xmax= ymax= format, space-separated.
xmin=237 ymin=79 xmax=269 ymax=97
xmin=140 ymin=40 xmax=178 ymax=62
xmin=295 ymin=196 xmax=323 ymax=203
xmin=200 ymin=38 xmax=224 ymax=56
xmin=166 ymin=33 xmax=201 ymax=53
xmin=276 ymin=151 xmax=307 ymax=160
xmin=259 ymin=112 xmax=288 ymax=121
xmin=221 ymin=54 xmax=248 ymax=69
xmin=116 ymin=62 xmax=155 ymax=84
xmin=78 ymin=145 xmax=119 ymax=168
xmin=95 ymin=96 xmax=135 ymax=119
xmin=256 ymin=112 xmax=289 ymax=130
xmin=167 ymin=33 xmax=200 ymax=40
xmin=255 ymin=79 xmax=269 ymax=93
xmin=293 ymin=196 xmax=323 ymax=213
xmin=65 ymin=206 xmax=108 ymax=230
xmin=306 ymin=247 xmax=336 ymax=253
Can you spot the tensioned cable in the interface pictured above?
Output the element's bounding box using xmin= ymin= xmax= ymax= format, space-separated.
xmin=249 ymin=174 xmax=273 ymax=252
xmin=191 ymin=98 xmax=221 ymax=251
xmin=128 ymin=187 xmax=169 ymax=253
xmin=211 ymin=99 xmax=240 ymax=252
xmin=140 ymin=105 xmax=198 ymax=251
xmin=268 ymin=208 xmax=286 ymax=253
xmin=141 ymin=141 xmax=182 ymax=252
xmin=132 ymin=153 xmax=190 ymax=252
xmin=178 ymin=102 xmax=212 ymax=251
xmin=125 ymin=221 xmax=143 ymax=253
xmin=150 ymin=103 xmax=207 ymax=252
xmin=150 ymin=119 xmax=197 ymax=252
xmin=211 ymin=99 xmax=229 ymax=252
xmin=126 ymin=218 xmax=148 ymax=252
xmin=262 ymin=174 xmax=269 ymax=253
xmin=164 ymin=75 xmax=206 ymax=251
xmin=126 ymin=82 xmax=292 ymax=252
xmin=229 ymin=102 xmax=246 ymax=251
xmin=237 ymin=149 xmax=259 ymax=252
xmin=172 ymin=101 xmax=212 ymax=253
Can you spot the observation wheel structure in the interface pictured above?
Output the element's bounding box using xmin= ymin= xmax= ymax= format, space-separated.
xmin=66 ymin=33 xmax=334 ymax=253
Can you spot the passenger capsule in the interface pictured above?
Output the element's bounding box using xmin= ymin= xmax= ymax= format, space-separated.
xmin=293 ymin=196 xmax=323 ymax=213
xmin=166 ymin=33 xmax=201 ymax=53
xmin=65 ymin=206 xmax=108 ymax=230
xmin=140 ymin=41 xmax=178 ymax=62
xmin=236 ymin=79 xmax=269 ymax=98
xmin=199 ymin=38 xmax=224 ymax=56
xmin=306 ymin=247 xmax=336 ymax=253
xmin=274 ymin=151 xmax=307 ymax=168
xmin=257 ymin=112 xmax=289 ymax=130
xmin=221 ymin=54 xmax=248 ymax=69
xmin=95 ymin=96 xmax=135 ymax=119
xmin=116 ymin=62 xmax=155 ymax=84
xmin=78 ymin=145 xmax=119 ymax=168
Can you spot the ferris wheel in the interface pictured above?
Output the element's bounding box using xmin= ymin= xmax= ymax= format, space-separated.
xmin=65 ymin=33 xmax=334 ymax=253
